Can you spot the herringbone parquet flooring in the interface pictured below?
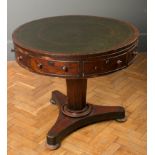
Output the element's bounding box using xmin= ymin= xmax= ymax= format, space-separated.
xmin=8 ymin=53 xmax=147 ymax=155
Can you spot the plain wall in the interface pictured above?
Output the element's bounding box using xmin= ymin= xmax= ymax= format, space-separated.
xmin=7 ymin=0 xmax=147 ymax=60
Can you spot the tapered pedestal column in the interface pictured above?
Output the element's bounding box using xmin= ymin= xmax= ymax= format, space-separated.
xmin=47 ymin=79 xmax=125 ymax=149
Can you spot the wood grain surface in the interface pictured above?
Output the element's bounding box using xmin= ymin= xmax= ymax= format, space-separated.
xmin=8 ymin=53 xmax=146 ymax=155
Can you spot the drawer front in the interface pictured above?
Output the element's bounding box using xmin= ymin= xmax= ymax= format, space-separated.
xmin=103 ymin=53 xmax=127 ymax=73
xmin=30 ymin=57 xmax=80 ymax=76
xmin=15 ymin=48 xmax=30 ymax=68
xmin=83 ymin=60 xmax=103 ymax=75
xmin=83 ymin=53 xmax=127 ymax=76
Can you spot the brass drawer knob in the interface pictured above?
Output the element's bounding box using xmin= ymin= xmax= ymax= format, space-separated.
xmin=62 ymin=66 xmax=68 ymax=72
xmin=117 ymin=60 xmax=122 ymax=65
xmin=11 ymin=48 xmax=15 ymax=52
xmin=17 ymin=55 xmax=23 ymax=61
xmin=37 ymin=63 xmax=43 ymax=69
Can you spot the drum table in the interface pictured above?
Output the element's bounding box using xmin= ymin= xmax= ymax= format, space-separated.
xmin=12 ymin=15 xmax=139 ymax=149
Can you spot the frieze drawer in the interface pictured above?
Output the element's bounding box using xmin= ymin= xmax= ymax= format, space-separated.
xmin=30 ymin=57 xmax=80 ymax=76
xmin=103 ymin=53 xmax=127 ymax=73
xmin=15 ymin=49 xmax=30 ymax=68
xmin=83 ymin=53 xmax=127 ymax=77
xmin=83 ymin=60 xmax=103 ymax=76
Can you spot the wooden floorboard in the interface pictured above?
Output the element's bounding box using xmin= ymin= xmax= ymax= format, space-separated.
xmin=8 ymin=53 xmax=147 ymax=155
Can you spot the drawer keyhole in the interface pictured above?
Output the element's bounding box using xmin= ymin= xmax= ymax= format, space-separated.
xmin=105 ymin=59 xmax=110 ymax=64
xmin=94 ymin=66 xmax=98 ymax=70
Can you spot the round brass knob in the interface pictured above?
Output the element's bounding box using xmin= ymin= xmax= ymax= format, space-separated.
xmin=37 ymin=63 xmax=43 ymax=69
xmin=117 ymin=60 xmax=122 ymax=65
xmin=17 ymin=55 xmax=23 ymax=61
xmin=11 ymin=49 xmax=15 ymax=52
xmin=62 ymin=66 xmax=68 ymax=72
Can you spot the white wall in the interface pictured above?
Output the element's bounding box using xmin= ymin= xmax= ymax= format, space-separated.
xmin=8 ymin=0 xmax=147 ymax=60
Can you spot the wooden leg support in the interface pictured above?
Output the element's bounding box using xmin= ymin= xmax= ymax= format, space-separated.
xmin=47 ymin=90 xmax=125 ymax=150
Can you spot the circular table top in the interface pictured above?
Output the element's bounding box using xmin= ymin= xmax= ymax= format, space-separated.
xmin=13 ymin=15 xmax=139 ymax=56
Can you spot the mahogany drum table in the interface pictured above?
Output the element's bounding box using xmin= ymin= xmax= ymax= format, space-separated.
xmin=12 ymin=15 xmax=139 ymax=149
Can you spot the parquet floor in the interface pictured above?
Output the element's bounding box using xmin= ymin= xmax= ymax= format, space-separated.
xmin=8 ymin=53 xmax=147 ymax=155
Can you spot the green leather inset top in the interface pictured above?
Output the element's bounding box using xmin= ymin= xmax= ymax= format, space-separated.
xmin=13 ymin=16 xmax=138 ymax=54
